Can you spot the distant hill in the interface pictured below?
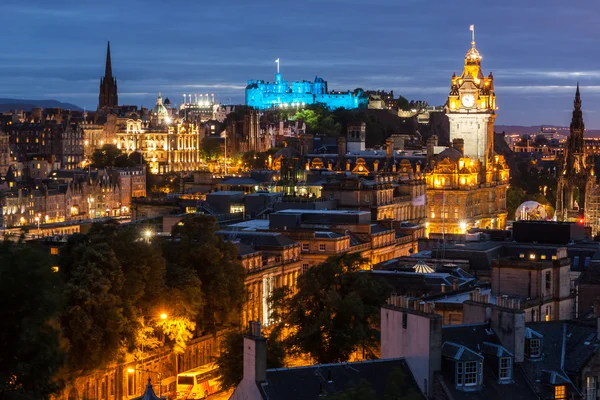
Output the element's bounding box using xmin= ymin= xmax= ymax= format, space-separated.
xmin=496 ymin=124 xmax=600 ymax=137
xmin=0 ymin=98 xmax=83 ymax=113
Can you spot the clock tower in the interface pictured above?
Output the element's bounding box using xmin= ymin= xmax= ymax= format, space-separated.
xmin=446 ymin=26 xmax=496 ymax=175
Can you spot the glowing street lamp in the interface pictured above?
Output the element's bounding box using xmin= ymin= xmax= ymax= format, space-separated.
xmin=160 ymin=313 xmax=168 ymax=320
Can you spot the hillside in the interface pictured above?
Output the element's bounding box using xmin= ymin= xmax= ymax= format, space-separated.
xmin=0 ymin=98 xmax=83 ymax=112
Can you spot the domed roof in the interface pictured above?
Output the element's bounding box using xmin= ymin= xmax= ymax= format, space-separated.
xmin=434 ymin=147 xmax=463 ymax=162
xmin=515 ymin=201 xmax=548 ymax=221
xmin=152 ymin=93 xmax=169 ymax=116
xmin=465 ymin=45 xmax=481 ymax=63
xmin=413 ymin=261 xmax=434 ymax=274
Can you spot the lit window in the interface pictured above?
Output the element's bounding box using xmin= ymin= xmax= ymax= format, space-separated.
xmin=586 ymin=377 xmax=596 ymax=400
xmin=51 ymin=266 xmax=59 ymax=273
xmin=499 ymin=357 xmax=512 ymax=380
xmin=519 ymin=254 xmax=525 ymax=259
xmin=319 ymin=244 xmax=326 ymax=252
xmin=555 ymin=385 xmax=566 ymax=400
xmin=50 ymin=247 xmax=59 ymax=255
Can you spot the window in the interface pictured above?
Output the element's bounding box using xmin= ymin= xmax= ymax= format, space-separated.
xmin=528 ymin=338 xmax=541 ymax=357
xmin=555 ymin=385 xmax=566 ymax=400
xmin=319 ymin=244 xmax=326 ymax=252
xmin=50 ymin=247 xmax=59 ymax=255
xmin=302 ymin=263 xmax=309 ymax=274
xmin=402 ymin=312 xmax=408 ymax=329
xmin=546 ymin=271 xmax=551 ymax=290
xmin=464 ymin=361 xmax=478 ymax=386
xmin=587 ymin=377 xmax=596 ymax=400
xmin=499 ymin=357 xmax=512 ymax=380
xmin=545 ymin=306 xmax=550 ymax=322
xmin=302 ymin=243 xmax=309 ymax=251
xmin=456 ymin=362 xmax=463 ymax=385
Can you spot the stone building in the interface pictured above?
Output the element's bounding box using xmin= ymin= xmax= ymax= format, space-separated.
xmin=116 ymin=94 xmax=203 ymax=174
xmin=425 ymin=137 xmax=509 ymax=235
xmin=425 ymin=28 xmax=509 ymax=236
xmin=556 ymin=85 xmax=598 ymax=234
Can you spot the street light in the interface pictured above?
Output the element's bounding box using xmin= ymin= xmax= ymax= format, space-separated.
xmin=160 ymin=313 xmax=168 ymax=320
xmin=34 ymin=215 xmax=40 ymax=235
xmin=127 ymin=368 xmax=163 ymax=397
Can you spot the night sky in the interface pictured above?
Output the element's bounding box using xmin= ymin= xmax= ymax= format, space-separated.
xmin=1 ymin=0 xmax=599 ymax=127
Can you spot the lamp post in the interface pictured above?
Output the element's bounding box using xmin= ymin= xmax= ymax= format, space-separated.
xmin=34 ymin=215 xmax=40 ymax=236
xmin=127 ymin=368 xmax=163 ymax=397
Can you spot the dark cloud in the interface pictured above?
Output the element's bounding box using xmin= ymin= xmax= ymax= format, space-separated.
xmin=1 ymin=0 xmax=599 ymax=126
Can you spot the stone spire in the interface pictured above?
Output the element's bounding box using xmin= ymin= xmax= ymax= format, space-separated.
xmin=105 ymin=41 xmax=113 ymax=79
xmin=570 ymin=83 xmax=585 ymax=151
xmin=99 ymin=41 xmax=118 ymax=109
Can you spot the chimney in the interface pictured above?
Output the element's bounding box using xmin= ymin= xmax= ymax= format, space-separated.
xmin=426 ymin=135 xmax=437 ymax=160
xmin=386 ymin=138 xmax=392 ymax=160
xmin=452 ymin=138 xmax=464 ymax=155
xmin=441 ymin=283 xmax=446 ymax=293
xmin=452 ymin=279 xmax=458 ymax=291
xmin=243 ymin=320 xmax=267 ymax=383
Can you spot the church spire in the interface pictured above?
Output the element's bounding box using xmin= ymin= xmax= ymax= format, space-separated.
xmin=99 ymin=41 xmax=118 ymax=109
xmin=105 ymin=41 xmax=113 ymax=79
xmin=570 ymin=83 xmax=584 ymax=137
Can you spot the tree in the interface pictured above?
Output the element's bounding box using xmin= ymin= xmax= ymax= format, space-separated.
xmin=216 ymin=330 xmax=285 ymax=391
xmin=280 ymin=254 xmax=392 ymax=364
xmin=165 ymin=215 xmax=246 ymax=332
xmin=0 ymin=243 xmax=66 ymax=399
xmin=201 ymin=137 xmax=223 ymax=160
xmin=90 ymin=144 xmax=145 ymax=168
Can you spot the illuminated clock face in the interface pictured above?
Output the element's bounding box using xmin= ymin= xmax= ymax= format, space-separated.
xmin=462 ymin=94 xmax=475 ymax=108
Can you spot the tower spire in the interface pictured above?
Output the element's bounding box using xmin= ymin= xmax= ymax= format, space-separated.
xmin=105 ymin=41 xmax=113 ymax=79
xmin=470 ymin=25 xmax=475 ymax=47
xmin=571 ymin=83 xmax=584 ymax=135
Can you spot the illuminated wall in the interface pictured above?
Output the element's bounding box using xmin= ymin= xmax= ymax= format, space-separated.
xmin=246 ymin=73 xmax=367 ymax=110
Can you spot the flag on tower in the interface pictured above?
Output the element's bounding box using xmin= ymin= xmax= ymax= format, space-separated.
xmin=469 ymin=24 xmax=474 ymax=31
xmin=275 ymin=58 xmax=280 ymax=63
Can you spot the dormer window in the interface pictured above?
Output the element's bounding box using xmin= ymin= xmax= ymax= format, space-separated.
xmin=527 ymin=338 xmax=541 ymax=358
xmin=456 ymin=361 xmax=482 ymax=387
xmin=555 ymin=385 xmax=566 ymax=400
xmin=499 ymin=357 xmax=512 ymax=380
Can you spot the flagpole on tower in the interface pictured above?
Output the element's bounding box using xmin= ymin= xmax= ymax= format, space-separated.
xmin=275 ymin=58 xmax=280 ymax=74
xmin=470 ymin=24 xmax=475 ymax=46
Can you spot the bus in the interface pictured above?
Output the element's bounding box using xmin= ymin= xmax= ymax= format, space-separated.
xmin=176 ymin=363 xmax=220 ymax=399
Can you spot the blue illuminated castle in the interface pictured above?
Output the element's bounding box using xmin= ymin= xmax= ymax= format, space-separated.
xmin=246 ymin=70 xmax=368 ymax=110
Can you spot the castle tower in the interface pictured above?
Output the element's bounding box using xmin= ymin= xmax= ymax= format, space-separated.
xmin=556 ymin=84 xmax=596 ymax=223
xmin=99 ymin=41 xmax=118 ymax=109
xmin=446 ymin=26 xmax=496 ymax=177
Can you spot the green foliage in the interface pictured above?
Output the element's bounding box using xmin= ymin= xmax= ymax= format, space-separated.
xmin=216 ymin=330 xmax=285 ymax=391
xmin=0 ymin=242 xmax=66 ymax=399
xmin=201 ymin=137 xmax=223 ymax=160
xmin=166 ymin=215 xmax=246 ymax=331
xmin=294 ymin=105 xmax=342 ymax=137
xmin=91 ymin=144 xmax=144 ymax=168
xmin=279 ymin=254 xmax=392 ymax=364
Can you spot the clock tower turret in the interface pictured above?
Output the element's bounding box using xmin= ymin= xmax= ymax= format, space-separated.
xmin=446 ymin=26 xmax=496 ymax=176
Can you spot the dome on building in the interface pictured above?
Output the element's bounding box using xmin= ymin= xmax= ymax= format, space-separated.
xmin=152 ymin=93 xmax=169 ymax=116
xmin=413 ymin=261 xmax=434 ymax=274
xmin=163 ymin=97 xmax=171 ymax=105
xmin=515 ymin=201 xmax=548 ymax=221
xmin=465 ymin=46 xmax=481 ymax=63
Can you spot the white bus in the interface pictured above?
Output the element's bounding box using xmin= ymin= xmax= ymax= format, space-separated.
xmin=176 ymin=363 xmax=220 ymax=399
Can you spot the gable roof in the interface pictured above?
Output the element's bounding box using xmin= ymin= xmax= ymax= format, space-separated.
xmin=258 ymin=358 xmax=424 ymax=400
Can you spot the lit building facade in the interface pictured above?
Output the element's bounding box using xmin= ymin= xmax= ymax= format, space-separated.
xmin=246 ymin=71 xmax=367 ymax=110
xmin=116 ymin=94 xmax=203 ymax=174
xmin=425 ymin=30 xmax=509 ymax=235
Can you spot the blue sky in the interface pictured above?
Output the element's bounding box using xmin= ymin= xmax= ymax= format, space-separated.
xmin=1 ymin=0 xmax=600 ymax=127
